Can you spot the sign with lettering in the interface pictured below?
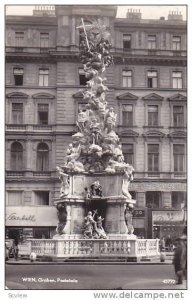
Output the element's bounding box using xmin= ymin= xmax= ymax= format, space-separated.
xmin=6 ymin=206 xmax=58 ymax=226
xmin=130 ymin=182 xmax=186 ymax=192
xmin=6 ymin=213 xmax=36 ymax=222
xmin=152 ymin=210 xmax=184 ymax=225
xmin=133 ymin=210 xmax=145 ymax=218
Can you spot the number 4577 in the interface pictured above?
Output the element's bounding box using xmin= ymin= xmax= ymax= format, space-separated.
xmin=163 ymin=279 xmax=176 ymax=284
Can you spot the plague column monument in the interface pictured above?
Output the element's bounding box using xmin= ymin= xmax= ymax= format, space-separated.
xmin=54 ymin=19 xmax=136 ymax=240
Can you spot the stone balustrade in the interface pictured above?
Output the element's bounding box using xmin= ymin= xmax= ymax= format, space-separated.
xmin=26 ymin=238 xmax=160 ymax=261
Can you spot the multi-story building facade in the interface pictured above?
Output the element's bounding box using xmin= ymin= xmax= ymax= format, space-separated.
xmin=5 ymin=5 xmax=187 ymax=242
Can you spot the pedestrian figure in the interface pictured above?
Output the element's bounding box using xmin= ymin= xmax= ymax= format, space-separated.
xmin=14 ymin=240 xmax=19 ymax=261
xmin=160 ymin=236 xmax=166 ymax=252
xmin=166 ymin=235 xmax=172 ymax=251
xmin=173 ymin=237 xmax=187 ymax=284
xmin=180 ymin=227 xmax=187 ymax=280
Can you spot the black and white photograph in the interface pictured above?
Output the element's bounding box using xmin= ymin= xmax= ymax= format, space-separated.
xmin=3 ymin=1 xmax=190 ymax=298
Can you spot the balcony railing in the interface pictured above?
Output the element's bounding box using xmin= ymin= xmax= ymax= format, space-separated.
xmin=5 ymin=46 xmax=187 ymax=58
xmin=33 ymin=171 xmax=51 ymax=177
xmin=5 ymin=170 xmax=186 ymax=180
xmin=6 ymin=171 xmax=52 ymax=177
xmin=6 ymin=171 xmax=24 ymax=177
xmin=6 ymin=46 xmax=56 ymax=54
xmin=6 ymin=124 xmax=27 ymax=131
xmin=174 ymin=172 xmax=186 ymax=178
xmin=6 ymin=124 xmax=53 ymax=132
xmin=147 ymin=172 xmax=160 ymax=178
xmin=33 ymin=125 xmax=53 ymax=131
xmin=114 ymin=48 xmax=186 ymax=58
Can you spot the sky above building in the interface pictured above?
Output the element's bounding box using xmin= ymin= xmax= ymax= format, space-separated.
xmin=5 ymin=5 xmax=187 ymax=20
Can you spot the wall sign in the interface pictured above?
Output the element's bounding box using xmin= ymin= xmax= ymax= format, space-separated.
xmin=133 ymin=210 xmax=145 ymax=218
xmin=6 ymin=206 xmax=58 ymax=226
xmin=6 ymin=213 xmax=36 ymax=222
xmin=152 ymin=210 xmax=184 ymax=225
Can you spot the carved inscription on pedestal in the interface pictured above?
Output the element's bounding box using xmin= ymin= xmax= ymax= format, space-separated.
xmin=105 ymin=205 xmax=120 ymax=233
xmin=71 ymin=206 xmax=84 ymax=234
xmin=73 ymin=176 xmax=85 ymax=196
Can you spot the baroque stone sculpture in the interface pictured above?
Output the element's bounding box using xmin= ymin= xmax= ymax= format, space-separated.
xmin=55 ymin=18 xmax=136 ymax=238
xmin=55 ymin=19 xmax=135 ymax=177
xmin=55 ymin=202 xmax=67 ymax=235
xmin=83 ymin=210 xmax=107 ymax=239
xmin=124 ymin=204 xmax=135 ymax=235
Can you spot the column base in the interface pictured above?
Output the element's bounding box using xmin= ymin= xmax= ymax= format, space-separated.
xmin=107 ymin=234 xmax=137 ymax=240
xmin=52 ymin=234 xmax=82 ymax=240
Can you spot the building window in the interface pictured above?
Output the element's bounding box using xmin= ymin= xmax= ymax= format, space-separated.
xmin=79 ymin=68 xmax=88 ymax=85
xmin=39 ymin=69 xmax=49 ymax=86
xmin=33 ymin=228 xmax=50 ymax=239
xmin=34 ymin=191 xmax=49 ymax=205
xmin=148 ymin=35 xmax=156 ymax=49
xmin=36 ymin=142 xmax=49 ymax=171
xmin=7 ymin=191 xmax=23 ymax=206
xmin=122 ymin=70 xmax=132 ymax=87
xmin=15 ymin=32 xmax=24 ymax=47
xmin=173 ymin=106 xmax=184 ymax=127
xmin=122 ymin=104 xmax=133 ymax=126
xmin=147 ymin=71 xmax=158 ymax=88
xmin=123 ymin=144 xmax=134 ymax=165
xmin=11 ymin=142 xmax=23 ymax=171
xmin=148 ymin=105 xmax=158 ymax=126
xmin=148 ymin=144 xmax=159 ymax=172
xmin=172 ymin=192 xmax=186 ymax=209
xmin=123 ymin=34 xmax=131 ymax=49
xmin=40 ymin=33 xmax=49 ymax=48
xmin=13 ymin=68 xmax=24 ymax=86
xmin=146 ymin=191 xmax=161 ymax=208
xmin=172 ymin=71 xmax=182 ymax=89
xmin=173 ymin=144 xmax=185 ymax=172
xmin=12 ymin=103 xmax=23 ymax=124
xmin=38 ymin=104 xmax=49 ymax=125
xmin=172 ymin=36 xmax=181 ymax=51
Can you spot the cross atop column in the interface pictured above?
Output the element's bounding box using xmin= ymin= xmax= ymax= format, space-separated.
xmin=76 ymin=18 xmax=93 ymax=51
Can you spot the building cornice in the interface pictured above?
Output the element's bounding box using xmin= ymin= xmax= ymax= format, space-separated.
xmin=114 ymin=19 xmax=186 ymax=30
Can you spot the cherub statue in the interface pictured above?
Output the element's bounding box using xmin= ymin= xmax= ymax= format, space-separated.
xmin=76 ymin=109 xmax=88 ymax=132
xmin=55 ymin=202 xmax=67 ymax=235
xmin=66 ymin=143 xmax=81 ymax=162
xmin=90 ymin=118 xmax=101 ymax=144
xmin=124 ymin=204 xmax=134 ymax=235
xmin=90 ymin=180 xmax=102 ymax=197
xmin=105 ymin=107 xmax=117 ymax=133
xmin=56 ymin=166 xmax=70 ymax=198
xmin=122 ymin=166 xmax=134 ymax=200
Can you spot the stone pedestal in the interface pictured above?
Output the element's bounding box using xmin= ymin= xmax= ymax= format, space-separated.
xmin=104 ymin=200 xmax=127 ymax=235
xmin=54 ymin=173 xmax=136 ymax=239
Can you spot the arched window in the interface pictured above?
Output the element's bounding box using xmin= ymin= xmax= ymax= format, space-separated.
xmin=37 ymin=142 xmax=49 ymax=171
xmin=11 ymin=142 xmax=23 ymax=170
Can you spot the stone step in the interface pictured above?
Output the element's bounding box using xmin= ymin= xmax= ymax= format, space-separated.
xmin=66 ymin=257 xmax=127 ymax=262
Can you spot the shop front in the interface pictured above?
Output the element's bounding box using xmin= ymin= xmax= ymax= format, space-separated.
xmin=5 ymin=206 xmax=58 ymax=243
xmin=152 ymin=210 xmax=185 ymax=242
xmin=132 ymin=209 xmax=146 ymax=238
